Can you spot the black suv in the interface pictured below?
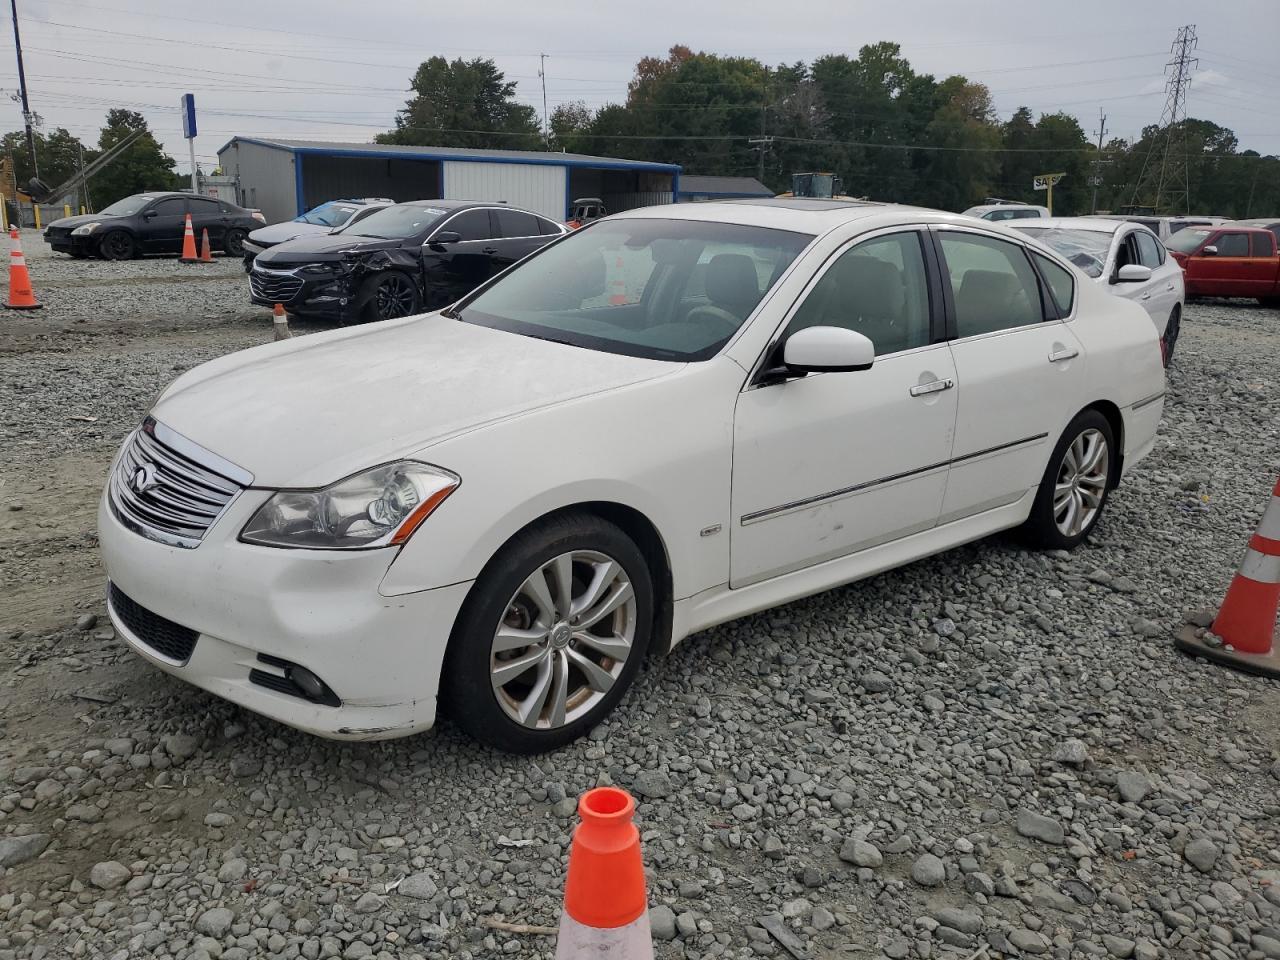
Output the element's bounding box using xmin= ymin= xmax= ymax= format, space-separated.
xmin=249 ymin=199 xmax=567 ymax=323
xmin=45 ymin=192 xmax=266 ymax=260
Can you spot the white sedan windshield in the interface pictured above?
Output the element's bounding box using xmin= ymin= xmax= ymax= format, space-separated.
xmin=458 ymin=219 xmax=813 ymax=361
xmin=1013 ymin=226 xmax=1112 ymax=277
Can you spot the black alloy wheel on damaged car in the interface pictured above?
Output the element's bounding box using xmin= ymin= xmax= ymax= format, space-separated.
xmin=364 ymin=272 xmax=420 ymax=322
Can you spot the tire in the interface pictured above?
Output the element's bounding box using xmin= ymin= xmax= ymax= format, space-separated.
xmin=97 ymin=230 xmax=135 ymax=261
xmin=223 ymin=229 xmax=247 ymax=257
xmin=1260 ymin=296 xmax=1280 ymax=309
xmin=1162 ymin=305 xmax=1181 ymax=367
xmin=358 ymin=271 xmax=420 ymax=323
xmin=441 ymin=513 xmax=654 ymax=753
xmin=1021 ymin=409 xmax=1115 ymax=551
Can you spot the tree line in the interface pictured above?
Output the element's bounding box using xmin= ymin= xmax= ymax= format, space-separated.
xmin=380 ymin=44 xmax=1279 ymax=218
xmin=1 ymin=109 xmax=176 ymax=211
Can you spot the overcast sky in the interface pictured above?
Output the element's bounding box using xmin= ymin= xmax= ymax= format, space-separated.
xmin=3 ymin=0 xmax=1276 ymax=177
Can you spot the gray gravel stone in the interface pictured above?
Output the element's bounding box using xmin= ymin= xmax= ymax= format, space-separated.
xmin=632 ymin=770 xmax=673 ymax=799
xmin=911 ymin=853 xmax=946 ymax=887
xmin=196 ymin=907 xmax=234 ymax=938
xmin=1016 ymin=809 xmax=1065 ymax=845
xmin=650 ymin=904 xmax=677 ymax=940
xmin=1184 ymin=837 xmax=1221 ymax=873
xmin=397 ymin=872 xmax=438 ymax=900
xmin=0 ymin=833 xmax=48 ymax=867
xmin=838 ymin=837 xmax=883 ymax=868
xmin=1116 ymin=770 xmax=1152 ymax=803
xmin=89 ymin=860 xmax=131 ymax=889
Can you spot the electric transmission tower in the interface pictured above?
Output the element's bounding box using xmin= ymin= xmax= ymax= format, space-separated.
xmin=1128 ymin=24 xmax=1198 ymax=215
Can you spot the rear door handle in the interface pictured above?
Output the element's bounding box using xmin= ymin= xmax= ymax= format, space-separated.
xmin=481 ymin=246 xmax=498 ymax=255
xmin=909 ymin=378 xmax=954 ymax=397
xmin=1166 ymin=283 xmax=1175 ymax=290
xmin=1048 ymin=347 xmax=1079 ymax=363
xmin=1140 ymin=292 xmax=1152 ymax=300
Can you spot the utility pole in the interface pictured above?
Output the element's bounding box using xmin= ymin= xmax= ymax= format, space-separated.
xmin=538 ymin=53 xmax=549 ymax=148
xmin=749 ymin=67 xmax=772 ymax=184
xmin=1090 ymin=108 xmax=1107 ymax=214
xmin=77 ymin=141 xmax=88 ymax=213
xmin=1128 ymin=24 xmax=1198 ymax=214
xmin=8 ymin=0 xmax=37 ymax=178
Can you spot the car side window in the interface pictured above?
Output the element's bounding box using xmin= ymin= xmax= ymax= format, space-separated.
xmin=785 ymin=231 xmax=932 ymax=356
xmin=1033 ymin=253 xmax=1074 ymax=315
xmin=1135 ymin=231 xmax=1164 ymax=268
xmin=446 ymin=210 xmax=494 ymax=242
xmin=1251 ymin=232 xmax=1276 ymax=257
xmin=1114 ymin=234 xmax=1139 ymax=270
xmin=534 ymin=216 xmax=563 ymax=236
xmin=1216 ymin=233 xmax=1250 ymax=257
xmin=495 ymin=209 xmax=539 ymax=239
xmin=149 ymin=198 xmax=185 ymax=216
xmin=188 ymin=198 xmax=219 ymax=215
xmin=939 ymin=232 xmax=1044 ymax=337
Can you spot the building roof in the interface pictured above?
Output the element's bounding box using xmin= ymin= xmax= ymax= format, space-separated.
xmin=677 ymin=175 xmax=772 ymax=196
xmin=217 ymin=137 xmax=680 ymax=173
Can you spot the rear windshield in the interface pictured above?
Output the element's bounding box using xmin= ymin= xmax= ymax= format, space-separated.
xmin=339 ymin=204 xmax=448 ymax=240
xmin=458 ymin=218 xmax=813 ymax=361
xmin=1166 ymin=229 xmax=1212 ymax=254
xmin=1011 ymin=226 xmax=1111 ymax=277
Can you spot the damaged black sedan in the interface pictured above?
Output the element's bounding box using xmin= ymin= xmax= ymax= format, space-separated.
xmin=248 ymin=199 xmax=567 ymax=323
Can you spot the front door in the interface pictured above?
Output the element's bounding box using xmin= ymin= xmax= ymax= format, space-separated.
xmin=934 ymin=227 xmax=1086 ymax=523
xmin=731 ymin=229 xmax=958 ymax=587
xmin=1187 ymin=231 xmax=1252 ymax=296
xmin=421 ymin=208 xmax=499 ymax=309
xmin=1133 ymin=228 xmax=1179 ymax=326
xmin=141 ymin=197 xmax=187 ymax=253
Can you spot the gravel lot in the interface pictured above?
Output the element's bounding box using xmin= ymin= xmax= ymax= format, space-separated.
xmin=1 ymin=230 xmax=1279 ymax=960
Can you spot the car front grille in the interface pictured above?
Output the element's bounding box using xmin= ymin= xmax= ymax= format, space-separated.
xmin=249 ymin=270 xmax=303 ymax=303
xmin=108 ymin=582 xmax=198 ymax=663
xmin=45 ymin=227 xmax=71 ymax=241
xmin=108 ymin=418 xmax=249 ymax=549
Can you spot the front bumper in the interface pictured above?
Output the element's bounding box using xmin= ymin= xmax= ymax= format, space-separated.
xmin=44 ymin=231 xmax=95 ymax=255
xmin=97 ymin=488 xmax=473 ymax=740
xmin=248 ymin=266 xmax=357 ymax=321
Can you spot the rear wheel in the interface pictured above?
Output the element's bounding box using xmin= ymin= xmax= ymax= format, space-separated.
xmin=441 ymin=514 xmax=654 ymax=753
xmin=223 ymin=229 xmax=247 ymax=257
xmin=1260 ymin=296 xmax=1280 ymax=309
xmin=359 ymin=271 xmax=420 ymax=323
xmin=1022 ymin=410 xmax=1115 ymax=550
xmin=1162 ymin=306 xmax=1181 ymax=366
xmin=98 ymin=230 xmax=135 ymax=261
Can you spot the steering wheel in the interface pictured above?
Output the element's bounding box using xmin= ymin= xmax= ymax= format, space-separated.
xmin=685 ymin=304 xmax=742 ymax=341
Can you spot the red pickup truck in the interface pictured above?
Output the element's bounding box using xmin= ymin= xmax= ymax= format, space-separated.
xmin=1167 ymin=225 xmax=1280 ymax=305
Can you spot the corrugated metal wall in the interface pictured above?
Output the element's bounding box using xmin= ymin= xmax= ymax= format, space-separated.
xmin=442 ymin=161 xmax=566 ymax=220
xmin=216 ymin=140 xmax=298 ymax=224
xmin=301 ymin=156 xmax=440 ymax=210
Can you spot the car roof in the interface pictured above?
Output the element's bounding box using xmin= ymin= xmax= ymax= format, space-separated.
xmin=615 ymin=198 xmax=1033 ymax=236
xmin=386 ymin=198 xmax=542 ymax=213
xmin=1230 ymin=218 xmax=1280 ymax=227
xmin=963 ymin=203 xmax=1045 ymax=214
xmin=1015 ymin=217 xmax=1126 ymax=234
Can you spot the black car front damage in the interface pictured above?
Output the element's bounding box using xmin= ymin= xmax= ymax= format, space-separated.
xmin=249 ymin=247 xmax=418 ymax=322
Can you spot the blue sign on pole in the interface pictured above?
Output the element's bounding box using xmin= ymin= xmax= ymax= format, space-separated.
xmin=181 ymin=93 xmax=196 ymax=139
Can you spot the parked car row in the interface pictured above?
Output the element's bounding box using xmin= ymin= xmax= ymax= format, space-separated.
xmin=99 ymin=198 xmax=1167 ymax=751
xmin=241 ymin=197 xmax=394 ymax=270
xmin=44 ymin=192 xmax=265 ymax=259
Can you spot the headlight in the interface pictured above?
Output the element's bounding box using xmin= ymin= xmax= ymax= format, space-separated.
xmin=240 ymin=461 xmax=459 ymax=550
xmin=298 ymin=262 xmax=348 ymax=276
xmin=71 ymin=222 xmax=100 ymax=236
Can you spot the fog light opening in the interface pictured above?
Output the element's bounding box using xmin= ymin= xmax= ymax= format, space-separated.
xmin=286 ymin=665 xmax=336 ymax=704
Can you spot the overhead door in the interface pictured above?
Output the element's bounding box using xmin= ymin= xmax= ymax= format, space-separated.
xmin=442 ymin=161 xmax=566 ymax=221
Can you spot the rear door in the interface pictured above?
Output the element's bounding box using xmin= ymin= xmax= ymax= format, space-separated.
xmin=1248 ymin=231 xmax=1279 ymax=296
xmin=420 ymin=208 xmax=499 ymax=309
xmin=1133 ymin=228 xmax=1178 ymax=329
xmin=186 ymin=196 xmax=227 ymax=247
xmin=491 ymin=208 xmax=552 ymax=273
xmin=935 ymin=226 xmax=1086 ymax=523
xmin=140 ymin=197 xmax=187 ymax=253
xmin=1199 ymin=231 xmax=1253 ymax=296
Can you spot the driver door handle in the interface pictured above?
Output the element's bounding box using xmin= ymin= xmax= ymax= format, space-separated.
xmin=909 ymin=378 xmax=954 ymax=397
xmin=1048 ymin=347 xmax=1080 ymax=363
xmin=1140 ymin=292 xmax=1152 ymax=300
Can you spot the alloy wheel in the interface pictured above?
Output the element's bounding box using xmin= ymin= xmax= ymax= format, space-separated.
xmin=375 ymin=275 xmax=417 ymax=319
xmin=1053 ymin=428 xmax=1109 ymax=537
xmin=102 ymin=232 xmax=132 ymax=260
xmin=490 ymin=550 xmax=636 ymax=730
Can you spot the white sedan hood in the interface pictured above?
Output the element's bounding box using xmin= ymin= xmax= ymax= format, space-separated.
xmin=152 ymin=314 xmax=677 ymax=487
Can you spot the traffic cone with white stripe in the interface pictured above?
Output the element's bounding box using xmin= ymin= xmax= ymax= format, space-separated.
xmin=4 ymin=227 xmax=42 ymax=310
xmin=556 ymin=787 xmax=652 ymax=959
xmin=272 ymin=303 xmax=292 ymax=341
xmin=1176 ymin=476 xmax=1280 ymax=677
xmin=199 ymin=228 xmax=213 ymax=263
xmin=179 ymin=213 xmax=198 ymax=263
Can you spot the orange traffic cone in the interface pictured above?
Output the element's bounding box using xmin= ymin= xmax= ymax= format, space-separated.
xmin=1176 ymin=476 xmax=1280 ymax=677
xmin=272 ymin=303 xmax=292 ymax=341
xmin=4 ymin=228 xmax=43 ymax=310
xmin=556 ymin=787 xmax=652 ymax=958
xmin=199 ymin=228 xmax=213 ymax=263
xmin=179 ymin=214 xmax=198 ymax=262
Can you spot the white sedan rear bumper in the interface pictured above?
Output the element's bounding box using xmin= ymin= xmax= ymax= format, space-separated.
xmin=98 ymin=490 xmax=472 ymax=740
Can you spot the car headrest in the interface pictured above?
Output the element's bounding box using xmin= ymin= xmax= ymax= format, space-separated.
xmin=705 ymin=254 xmax=760 ymax=312
xmin=833 ymin=256 xmax=905 ymax=318
xmin=956 ymin=268 xmax=1020 ymax=322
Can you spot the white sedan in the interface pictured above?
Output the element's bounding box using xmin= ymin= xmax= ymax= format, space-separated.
xmin=1010 ymin=217 xmax=1185 ymax=365
xmin=99 ymin=200 xmax=1165 ymax=752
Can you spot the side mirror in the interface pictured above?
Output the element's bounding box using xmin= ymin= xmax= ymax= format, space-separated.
xmin=428 ymin=230 xmax=461 ymax=249
xmin=1201 ymin=244 xmax=1218 ymax=257
xmin=1115 ymin=264 xmax=1153 ymax=283
xmin=782 ymin=326 xmax=875 ymax=374
xmin=142 ymin=210 xmax=158 ymax=220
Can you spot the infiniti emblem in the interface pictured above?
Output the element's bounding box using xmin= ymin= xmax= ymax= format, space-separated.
xmin=132 ymin=463 xmax=159 ymax=495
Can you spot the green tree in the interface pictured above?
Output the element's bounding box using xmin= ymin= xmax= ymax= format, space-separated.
xmin=88 ymin=110 xmax=177 ymax=209
xmin=378 ymin=57 xmax=541 ymax=149
xmin=549 ymin=101 xmax=595 ymax=154
xmin=1 ymin=124 xmax=93 ymax=197
xmin=919 ymin=78 xmax=1002 ymax=211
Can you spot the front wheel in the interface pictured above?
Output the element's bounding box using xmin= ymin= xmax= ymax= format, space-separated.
xmin=358 ymin=271 xmax=420 ymax=323
xmin=97 ymin=230 xmax=135 ymax=260
xmin=441 ymin=514 xmax=654 ymax=753
xmin=223 ymin=229 xmax=247 ymax=257
xmin=1162 ymin=306 xmax=1181 ymax=367
xmin=1022 ymin=410 xmax=1115 ymax=550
